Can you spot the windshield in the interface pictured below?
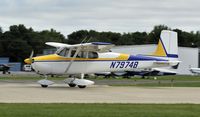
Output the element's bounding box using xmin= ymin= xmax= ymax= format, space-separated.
xmin=57 ymin=48 xmax=69 ymax=57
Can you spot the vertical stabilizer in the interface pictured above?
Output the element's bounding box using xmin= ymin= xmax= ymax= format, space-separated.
xmin=153 ymin=30 xmax=178 ymax=59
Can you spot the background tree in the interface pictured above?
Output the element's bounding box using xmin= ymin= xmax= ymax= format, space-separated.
xmin=0 ymin=24 xmax=66 ymax=62
xmin=0 ymin=24 xmax=200 ymax=63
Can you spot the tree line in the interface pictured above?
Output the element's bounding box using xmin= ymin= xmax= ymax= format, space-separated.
xmin=0 ymin=24 xmax=199 ymax=62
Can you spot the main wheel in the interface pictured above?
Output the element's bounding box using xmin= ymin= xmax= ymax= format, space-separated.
xmin=41 ymin=85 xmax=48 ymax=88
xmin=68 ymin=83 xmax=76 ymax=87
xmin=78 ymin=85 xmax=86 ymax=88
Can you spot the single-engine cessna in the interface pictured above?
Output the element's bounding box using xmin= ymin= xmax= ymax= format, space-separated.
xmin=24 ymin=30 xmax=180 ymax=88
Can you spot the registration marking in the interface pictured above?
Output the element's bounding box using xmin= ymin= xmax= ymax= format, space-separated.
xmin=110 ymin=61 xmax=138 ymax=68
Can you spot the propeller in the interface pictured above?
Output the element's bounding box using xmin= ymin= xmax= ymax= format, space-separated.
xmin=24 ymin=50 xmax=34 ymax=64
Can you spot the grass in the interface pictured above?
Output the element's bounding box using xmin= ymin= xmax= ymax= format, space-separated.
xmin=0 ymin=103 xmax=200 ymax=117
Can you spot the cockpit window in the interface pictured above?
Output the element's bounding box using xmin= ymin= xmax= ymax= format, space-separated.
xmin=57 ymin=48 xmax=69 ymax=57
xmin=77 ymin=51 xmax=87 ymax=58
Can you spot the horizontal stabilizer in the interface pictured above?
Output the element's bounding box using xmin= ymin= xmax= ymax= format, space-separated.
xmin=152 ymin=68 xmax=177 ymax=74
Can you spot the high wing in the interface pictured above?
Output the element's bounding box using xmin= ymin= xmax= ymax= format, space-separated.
xmin=45 ymin=42 xmax=114 ymax=52
xmin=45 ymin=42 xmax=71 ymax=48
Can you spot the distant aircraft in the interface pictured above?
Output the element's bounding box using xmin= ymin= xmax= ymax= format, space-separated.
xmin=95 ymin=68 xmax=177 ymax=78
xmin=127 ymin=68 xmax=177 ymax=78
xmin=0 ymin=64 xmax=15 ymax=74
xmin=24 ymin=30 xmax=180 ymax=88
xmin=189 ymin=67 xmax=200 ymax=75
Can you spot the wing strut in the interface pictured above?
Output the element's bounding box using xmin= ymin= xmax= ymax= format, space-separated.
xmin=64 ymin=47 xmax=81 ymax=74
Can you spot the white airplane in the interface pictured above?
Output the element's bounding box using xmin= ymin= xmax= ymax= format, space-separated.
xmin=24 ymin=30 xmax=180 ymax=88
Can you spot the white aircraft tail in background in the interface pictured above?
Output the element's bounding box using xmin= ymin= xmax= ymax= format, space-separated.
xmin=189 ymin=66 xmax=200 ymax=75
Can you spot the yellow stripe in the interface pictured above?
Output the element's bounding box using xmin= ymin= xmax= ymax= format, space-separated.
xmin=116 ymin=54 xmax=129 ymax=60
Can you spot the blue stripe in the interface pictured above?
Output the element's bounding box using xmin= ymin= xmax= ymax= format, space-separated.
xmin=128 ymin=55 xmax=168 ymax=61
xmin=167 ymin=54 xmax=178 ymax=58
xmin=142 ymin=54 xmax=178 ymax=58
xmin=159 ymin=38 xmax=168 ymax=56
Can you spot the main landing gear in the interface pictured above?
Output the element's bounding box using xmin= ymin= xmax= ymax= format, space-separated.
xmin=68 ymin=83 xmax=86 ymax=89
xmin=64 ymin=78 xmax=94 ymax=89
xmin=37 ymin=74 xmax=94 ymax=89
xmin=64 ymin=74 xmax=94 ymax=88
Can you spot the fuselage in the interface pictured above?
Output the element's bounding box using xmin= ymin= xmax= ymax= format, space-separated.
xmin=25 ymin=52 xmax=169 ymax=75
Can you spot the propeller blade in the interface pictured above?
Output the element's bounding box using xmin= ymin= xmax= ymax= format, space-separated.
xmin=30 ymin=50 xmax=34 ymax=59
xmin=24 ymin=50 xmax=34 ymax=64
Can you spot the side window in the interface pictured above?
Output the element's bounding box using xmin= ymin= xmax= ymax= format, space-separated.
xmin=58 ymin=48 xmax=69 ymax=57
xmin=71 ymin=51 xmax=87 ymax=58
xmin=88 ymin=52 xmax=98 ymax=59
xmin=82 ymin=51 xmax=87 ymax=58
xmin=70 ymin=50 xmax=76 ymax=57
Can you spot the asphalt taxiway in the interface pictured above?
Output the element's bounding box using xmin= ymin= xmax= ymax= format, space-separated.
xmin=0 ymin=81 xmax=200 ymax=103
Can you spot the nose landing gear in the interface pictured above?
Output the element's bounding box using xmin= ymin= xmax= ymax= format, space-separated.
xmin=37 ymin=75 xmax=54 ymax=88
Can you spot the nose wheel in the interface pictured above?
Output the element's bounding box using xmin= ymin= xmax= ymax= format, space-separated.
xmin=38 ymin=75 xmax=54 ymax=88
xmin=41 ymin=84 xmax=48 ymax=88
xmin=68 ymin=83 xmax=76 ymax=87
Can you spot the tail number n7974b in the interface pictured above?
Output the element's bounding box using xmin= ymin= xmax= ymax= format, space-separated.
xmin=110 ymin=61 xmax=138 ymax=69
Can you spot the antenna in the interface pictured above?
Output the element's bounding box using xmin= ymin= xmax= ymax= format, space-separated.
xmin=85 ymin=37 xmax=92 ymax=43
xmin=80 ymin=36 xmax=93 ymax=44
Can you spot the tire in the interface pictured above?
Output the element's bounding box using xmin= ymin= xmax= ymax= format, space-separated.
xmin=41 ymin=85 xmax=48 ymax=88
xmin=68 ymin=83 xmax=76 ymax=87
xmin=78 ymin=85 xmax=86 ymax=88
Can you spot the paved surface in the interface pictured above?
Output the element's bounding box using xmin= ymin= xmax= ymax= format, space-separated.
xmin=0 ymin=82 xmax=200 ymax=103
